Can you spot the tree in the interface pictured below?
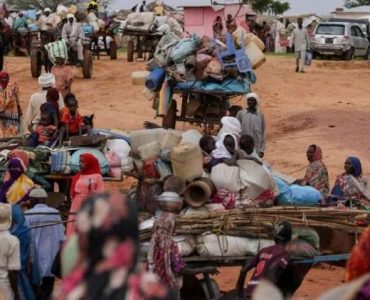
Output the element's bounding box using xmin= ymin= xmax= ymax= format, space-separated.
xmin=242 ymin=0 xmax=290 ymax=15
xmin=344 ymin=0 xmax=370 ymax=8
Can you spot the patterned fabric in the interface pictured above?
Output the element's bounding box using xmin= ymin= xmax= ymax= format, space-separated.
xmin=0 ymin=81 xmax=21 ymax=137
xmin=58 ymin=192 xmax=175 ymax=300
xmin=148 ymin=212 xmax=184 ymax=291
xmin=212 ymin=188 xmax=240 ymax=209
xmin=303 ymin=160 xmax=330 ymax=196
xmin=332 ymin=174 xmax=369 ymax=202
xmin=345 ymin=226 xmax=370 ymax=282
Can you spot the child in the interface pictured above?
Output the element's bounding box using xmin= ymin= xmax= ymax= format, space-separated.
xmin=40 ymin=87 xmax=60 ymax=128
xmin=28 ymin=111 xmax=58 ymax=147
xmin=199 ymin=135 xmax=216 ymax=170
xmin=58 ymin=97 xmax=92 ymax=147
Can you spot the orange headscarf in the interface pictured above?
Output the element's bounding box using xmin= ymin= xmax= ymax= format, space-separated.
xmin=345 ymin=226 xmax=370 ymax=282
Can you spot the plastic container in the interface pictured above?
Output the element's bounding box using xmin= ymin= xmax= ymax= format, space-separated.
xmin=171 ymin=142 xmax=203 ymax=181
xmin=246 ymin=33 xmax=265 ymax=51
xmin=245 ymin=41 xmax=266 ymax=70
xmin=131 ymin=71 xmax=150 ymax=86
xmin=145 ymin=68 xmax=166 ymax=91
xmin=138 ymin=141 xmax=161 ymax=161
xmin=129 ymin=129 xmax=165 ymax=155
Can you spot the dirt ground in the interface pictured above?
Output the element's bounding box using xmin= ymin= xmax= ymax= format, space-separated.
xmin=7 ymin=53 xmax=370 ymax=298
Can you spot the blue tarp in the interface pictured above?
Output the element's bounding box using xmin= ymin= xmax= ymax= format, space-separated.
xmin=174 ymin=78 xmax=250 ymax=95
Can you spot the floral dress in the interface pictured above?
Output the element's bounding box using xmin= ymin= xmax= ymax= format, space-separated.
xmin=303 ymin=160 xmax=330 ymax=195
xmin=0 ymin=82 xmax=22 ymax=137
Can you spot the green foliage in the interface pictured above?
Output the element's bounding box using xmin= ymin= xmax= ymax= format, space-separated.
xmin=344 ymin=0 xmax=370 ymax=8
xmin=242 ymin=0 xmax=290 ymax=15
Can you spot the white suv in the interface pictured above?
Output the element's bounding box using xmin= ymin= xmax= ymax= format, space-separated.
xmin=311 ymin=22 xmax=369 ymax=60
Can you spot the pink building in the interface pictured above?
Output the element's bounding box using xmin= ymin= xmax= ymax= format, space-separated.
xmin=183 ymin=1 xmax=255 ymax=37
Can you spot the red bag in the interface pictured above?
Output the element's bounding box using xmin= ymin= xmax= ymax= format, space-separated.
xmin=143 ymin=159 xmax=160 ymax=178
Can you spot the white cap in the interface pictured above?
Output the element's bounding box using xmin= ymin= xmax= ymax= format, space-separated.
xmin=67 ymin=13 xmax=75 ymax=19
xmin=29 ymin=188 xmax=48 ymax=199
xmin=38 ymin=73 xmax=55 ymax=88
xmin=44 ymin=8 xmax=52 ymax=13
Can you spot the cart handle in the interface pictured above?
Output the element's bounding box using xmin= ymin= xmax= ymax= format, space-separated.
xmin=235 ymin=262 xmax=250 ymax=299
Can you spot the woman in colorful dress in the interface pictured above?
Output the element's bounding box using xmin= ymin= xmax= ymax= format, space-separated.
xmin=331 ymin=156 xmax=369 ymax=204
xmin=0 ymin=72 xmax=22 ymax=137
xmin=0 ymin=158 xmax=34 ymax=205
xmin=58 ymin=192 xmax=175 ymax=300
xmin=66 ymin=153 xmax=104 ymax=236
xmin=297 ymin=144 xmax=329 ymax=196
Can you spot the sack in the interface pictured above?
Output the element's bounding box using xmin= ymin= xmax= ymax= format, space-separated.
xmin=126 ymin=12 xmax=155 ymax=31
xmin=44 ymin=39 xmax=68 ymax=65
xmin=211 ymin=163 xmax=241 ymax=193
xmin=50 ymin=150 xmax=71 ymax=174
xmin=70 ymin=149 xmax=109 ymax=175
xmin=138 ymin=141 xmax=161 ymax=161
xmin=196 ymin=232 xmax=274 ymax=257
xmin=305 ymin=51 xmax=312 ymax=66
xmin=170 ymin=35 xmax=200 ymax=63
xmin=293 ymin=227 xmax=320 ymax=250
xmin=283 ymin=184 xmax=322 ymax=206
xmin=105 ymin=151 xmax=122 ymax=179
xmin=274 ymin=175 xmax=291 ymax=203
xmin=286 ymin=239 xmax=320 ymax=257
xmin=174 ymin=235 xmax=196 ymax=257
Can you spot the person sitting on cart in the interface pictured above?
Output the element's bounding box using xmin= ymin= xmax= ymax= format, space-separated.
xmin=236 ymin=221 xmax=293 ymax=299
xmin=28 ymin=111 xmax=58 ymax=147
xmin=62 ymin=14 xmax=85 ymax=67
xmin=58 ymin=97 xmax=92 ymax=147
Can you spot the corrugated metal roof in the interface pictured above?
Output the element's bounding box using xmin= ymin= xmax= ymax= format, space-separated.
xmin=182 ymin=0 xmax=242 ymax=7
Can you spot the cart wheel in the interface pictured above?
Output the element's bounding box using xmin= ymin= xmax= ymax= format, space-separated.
xmin=30 ymin=49 xmax=42 ymax=78
xmin=201 ymin=278 xmax=220 ymax=300
xmin=127 ymin=40 xmax=134 ymax=62
xmin=82 ymin=50 xmax=93 ymax=79
xmin=110 ymin=41 xmax=117 ymax=60
xmin=162 ymin=100 xmax=177 ymax=129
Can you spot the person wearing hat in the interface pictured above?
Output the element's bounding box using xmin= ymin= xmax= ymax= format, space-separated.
xmin=87 ymin=0 xmax=99 ymax=16
xmin=25 ymin=189 xmax=65 ymax=300
xmin=39 ymin=8 xmax=55 ymax=32
xmin=24 ymin=73 xmax=64 ymax=132
xmin=0 ymin=203 xmax=21 ymax=300
xmin=236 ymin=92 xmax=266 ymax=158
xmin=62 ymin=14 xmax=85 ymax=66
xmin=235 ymin=221 xmax=293 ymax=299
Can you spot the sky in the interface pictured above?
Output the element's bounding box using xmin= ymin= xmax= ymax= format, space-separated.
xmin=110 ymin=0 xmax=346 ymax=15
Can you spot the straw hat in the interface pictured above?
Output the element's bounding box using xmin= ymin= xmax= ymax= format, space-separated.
xmin=0 ymin=203 xmax=12 ymax=231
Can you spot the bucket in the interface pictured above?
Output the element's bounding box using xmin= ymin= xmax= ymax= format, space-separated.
xmin=131 ymin=71 xmax=150 ymax=86
xmin=171 ymin=142 xmax=203 ymax=181
xmin=145 ymin=68 xmax=166 ymax=91
xmin=245 ymin=41 xmax=266 ymax=70
xmin=183 ymin=179 xmax=214 ymax=208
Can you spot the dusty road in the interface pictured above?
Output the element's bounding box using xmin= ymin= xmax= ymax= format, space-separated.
xmin=8 ymin=53 xmax=370 ymax=298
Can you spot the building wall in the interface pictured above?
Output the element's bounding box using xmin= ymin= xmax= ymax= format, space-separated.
xmin=184 ymin=4 xmax=252 ymax=37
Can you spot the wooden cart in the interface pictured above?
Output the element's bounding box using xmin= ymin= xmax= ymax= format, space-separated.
xmin=124 ymin=29 xmax=162 ymax=62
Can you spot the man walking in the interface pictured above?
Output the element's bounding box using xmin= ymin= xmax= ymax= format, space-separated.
xmin=25 ymin=189 xmax=65 ymax=300
xmin=291 ymin=17 xmax=310 ymax=73
xmin=236 ymin=92 xmax=266 ymax=158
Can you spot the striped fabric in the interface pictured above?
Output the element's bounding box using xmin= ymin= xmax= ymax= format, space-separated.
xmin=44 ymin=39 xmax=69 ymax=64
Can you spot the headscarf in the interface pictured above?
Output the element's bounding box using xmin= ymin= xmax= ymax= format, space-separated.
xmin=217 ymin=116 xmax=241 ymax=140
xmin=0 ymin=71 xmax=9 ymax=89
xmin=311 ymin=145 xmax=322 ymax=162
xmin=59 ymin=192 xmax=174 ymax=300
xmin=38 ymin=73 xmax=55 ymax=89
xmin=0 ymin=158 xmax=34 ymax=204
xmin=348 ymin=156 xmax=362 ymax=178
xmin=345 ymin=226 xmax=370 ymax=282
xmin=212 ymin=133 xmax=238 ymax=159
xmin=70 ymin=153 xmax=101 ymax=198
xmin=246 ymin=92 xmax=260 ymax=110
xmin=148 ymin=212 xmax=184 ymax=291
